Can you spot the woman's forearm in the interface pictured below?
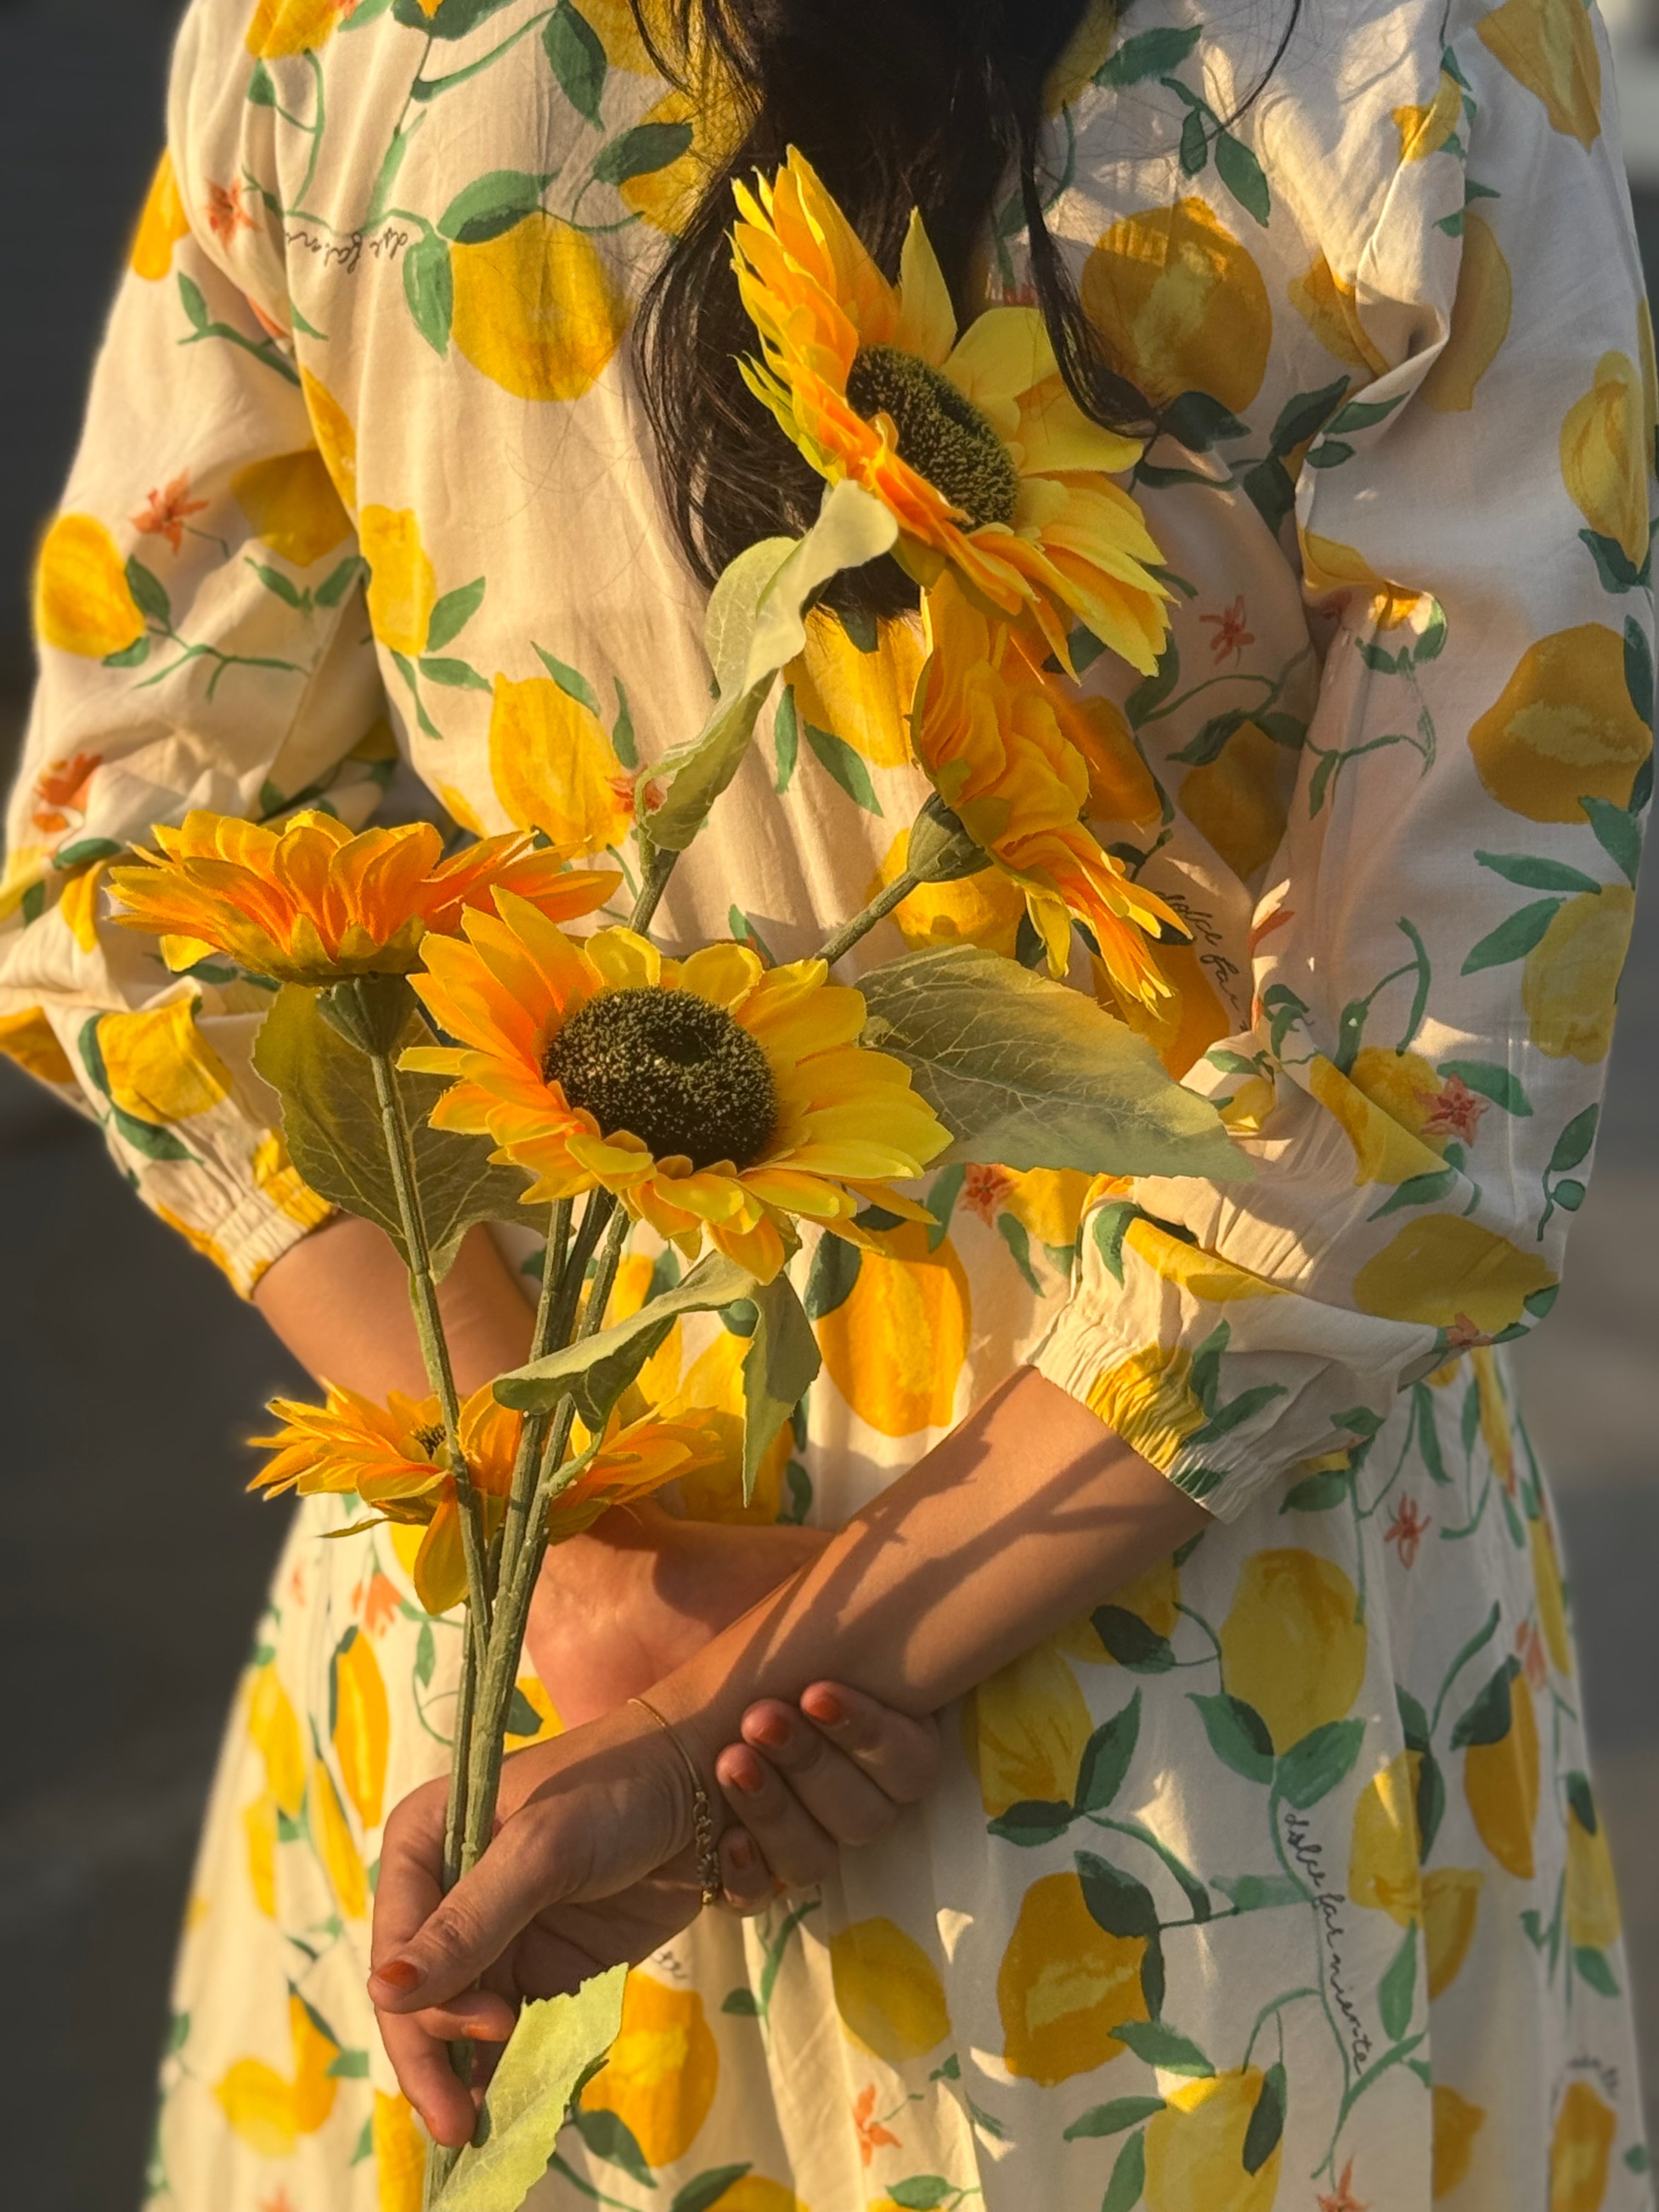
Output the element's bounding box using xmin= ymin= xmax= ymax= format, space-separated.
xmin=636 ymin=1365 xmax=1209 ymax=1784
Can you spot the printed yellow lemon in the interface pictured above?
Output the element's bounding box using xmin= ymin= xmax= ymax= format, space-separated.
xmin=1549 ymin=2079 xmax=1617 ymax=2212
xmin=302 ymin=369 xmax=358 ymax=510
xmin=310 ymin=1757 xmax=368 ymax=1920
xmin=247 ymin=1664 xmax=306 ymax=1818
xmin=620 ymin=83 xmax=744 ymax=235
xmin=998 ymin=1870 xmax=1148 ymax=2084
xmin=1180 ymin=719 xmax=1290 ymax=883
xmin=1057 ymin=1556 xmax=1180 ymax=1663
xmin=1566 ymin=1799 xmax=1623 ymax=1951
xmin=789 ymin=605 xmax=921 ymax=769
xmin=213 ymin=1990 xmax=338 ymax=2156
xmin=961 ymin=1640 xmax=1093 ymax=1815
xmin=817 ymin=1221 xmax=970 ymax=1438
xmin=97 ymin=1000 xmax=233 ymax=1126
xmin=0 ymin=1008 xmax=75 ymax=1085
xmin=1478 ymin=0 xmax=1601 ymax=148
xmin=1348 ymin=1752 xmax=1424 ymax=1926
xmin=580 ymin=1972 xmax=719 ymax=2166
xmin=872 ymin=826 xmax=1026 ymax=958
xmin=332 ymin=1629 xmax=389 ymax=1832
xmin=452 ymin=212 xmax=631 ymax=402
xmin=1122 ymin=1215 xmax=1286 ymax=1304
xmin=1119 ymin=935 xmax=1233 ymax=1080
xmin=1522 ymin=884 xmax=1635 ymax=1063
xmin=246 ymin=0 xmax=347 ymax=57
xmin=1218 ymin=1549 xmax=1367 ymax=1753
xmin=1463 ymin=1670 xmax=1540 ymax=1880
xmin=1420 ymin=212 xmax=1511 ymax=413
xmin=1299 ymin=528 xmax=1421 ymax=627
xmin=830 ymin=1917 xmax=952 ymax=2063
xmin=703 ymin=2183 xmax=806 ymax=2212
xmin=242 ymin=1793 xmax=278 ymax=1919
xmin=489 ymin=673 xmax=632 ymax=857
xmin=1348 ymin=1046 xmax=1454 ymax=1152
xmin=35 ymin=515 xmax=146 ymax=661
xmin=1530 ymin=1512 xmax=1572 ymax=1674
xmin=1004 ymin=1167 xmax=1093 ymax=1251
xmin=1353 ymin=1213 xmax=1555 ymax=1334
xmin=1309 ymin=1052 xmax=1448 ymax=1186
xmin=1423 ymin=1867 xmax=1483 ymax=1998
xmin=1640 ymin=297 xmax=1659 ymax=459
xmin=1084 ymin=1343 xmax=1207 ymax=1472
xmin=1081 ymin=197 xmax=1272 ymax=415
xmin=1468 ymin=624 xmax=1651 ymax=822
xmin=131 ymin=152 xmax=190 ymax=281
xmin=374 ymin=2090 xmax=425 ymax=2212
xmin=361 ymin=507 xmax=437 ymax=657
xmin=1395 ymin=70 xmax=1464 ymax=161
xmin=1143 ymin=2068 xmax=1282 ymax=2212
xmin=1433 ymin=2084 xmax=1486 ymax=2198
xmin=1561 ymin=352 xmax=1650 ymax=566
xmin=233 ymin=450 xmax=352 ymax=568
xmin=1287 ymin=252 xmax=1391 ymax=376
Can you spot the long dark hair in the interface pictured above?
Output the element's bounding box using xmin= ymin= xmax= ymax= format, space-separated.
xmin=631 ymin=0 xmax=1153 ymax=617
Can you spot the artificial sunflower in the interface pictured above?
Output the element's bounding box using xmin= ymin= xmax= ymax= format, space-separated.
xmin=250 ymin=1378 xmax=726 ymax=1615
xmin=915 ymin=576 xmax=1182 ymax=1004
xmin=731 ymin=149 xmax=1170 ymax=673
xmin=403 ymin=892 xmax=951 ymax=1283
xmin=108 ymin=809 xmax=618 ymax=985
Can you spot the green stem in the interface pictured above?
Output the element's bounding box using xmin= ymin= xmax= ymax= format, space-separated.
xmin=629 ymin=841 xmax=679 ymax=934
xmin=368 ymin=1047 xmax=492 ymax=1639
xmin=494 ymin=1198 xmax=575 ymax=1596
xmin=816 ymin=867 xmax=921 ymax=968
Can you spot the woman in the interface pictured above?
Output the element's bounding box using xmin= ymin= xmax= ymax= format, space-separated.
xmin=3 ymin=0 xmax=1651 ymax=2204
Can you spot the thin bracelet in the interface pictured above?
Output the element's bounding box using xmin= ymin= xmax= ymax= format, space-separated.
xmin=630 ymin=1695 xmax=723 ymax=1907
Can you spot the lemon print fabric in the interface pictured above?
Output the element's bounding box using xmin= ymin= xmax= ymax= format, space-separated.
xmin=20 ymin=0 xmax=1654 ymax=2205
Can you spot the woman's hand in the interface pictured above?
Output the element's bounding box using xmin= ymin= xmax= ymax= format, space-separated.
xmin=526 ymin=1503 xmax=830 ymax=1726
xmin=371 ymin=1684 xmax=940 ymax=2139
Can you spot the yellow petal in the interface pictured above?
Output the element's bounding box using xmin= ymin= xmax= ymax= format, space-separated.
xmin=891 ymin=207 xmax=957 ymax=364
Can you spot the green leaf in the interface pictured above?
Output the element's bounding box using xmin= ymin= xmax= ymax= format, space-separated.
xmin=1090 ymin=1606 xmax=1176 ymax=1673
xmin=1474 ymin=849 xmax=1602 ymax=894
xmin=1159 ymin=391 xmax=1249 ymax=452
xmin=1188 ymin=1692 xmax=1274 ymax=1784
xmin=1461 ymin=898 xmax=1562 ymax=974
xmin=1326 ymin=393 xmax=1404 ymax=435
xmin=414 ymin=1620 xmax=436 ymax=1688
xmin=1188 ymin=1380 xmax=1286 ymax=1447
xmin=420 ymin=656 xmax=493 ymax=692
xmin=1064 ymin=2096 xmax=1165 ymax=2140
xmin=252 ymin=986 xmax=537 ymax=1282
xmin=888 ymin=2180 xmax=952 ymax=2210
xmin=1436 ymin=1059 xmax=1531 ymax=1116
xmin=644 ymin=482 xmax=898 ymax=852
xmin=325 ymin=2048 xmax=372 ymax=2079
xmin=672 ymin=2170 xmax=753 ymax=2212
xmin=1450 ymin=1657 xmax=1519 ymax=1750
xmin=247 ymin=59 xmax=279 ymax=107
xmin=1211 ymin=1872 xmax=1304 ymax=1912
xmin=496 ymin=1251 xmax=769 ymax=1430
xmin=53 ymin=836 xmax=123 ymax=871
xmin=774 ymin=686 xmax=799 ymax=793
xmin=1215 ymin=129 xmax=1269 ymax=224
xmin=988 ymin=1799 xmax=1075 ymax=1845
xmin=1243 ymin=2062 xmax=1286 ymax=2174
xmin=315 ymin=555 xmax=366 ymax=610
xmin=1550 ymin=1177 xmax=1585 ymax=1212
xmin=1074 ymin=1691 xmax=1142 ymax=1813
xmin=1090 ymin=1199 xmax=1143 ymax=1284
xmin=544 ymin=4 xmax=608 ymax=125
xmin=1076 ymin=1852 xmax=1161 ymax=1940
xmin=104 ymin=635 xmax=151 ymax=669
xmin=1549 ymin=1103 xmax=1599 ymax=1176
xmin=857 ymin=944 xmax=1245 ymax=1181
xmin=433 ymin=1966 xmax=627 ymax=2210
xmin=740 ymin=1273 xmax=821 ymax=1504
xmin=1095 ymin=23 xmax=1201 ymax=82
xmin=803 ymin=1232 xmax=860 ymax=1321
xmin=1412 ymin=1389 xmax=1451 ymax=1487
xmin=1112 ymin=2021 xmax=1214 ymax=2076
xmin=1271 ymin=376 xmax=1350 ymax=457
xmin=1102 ymin=2130 xmax=1147 ymax=2212
xmin=1379 ymin=1924 xmax=1418 ymax=2041
xmin=1566 ymin=1770 xmax=1598 ymax=1833
xmin=1170 ymin=707 xmax=1248 ymax=768
xmin=1306 ymin=439 xmax=1355 ymax=469
xmin=177 ymin=273 xmax=210 ymax=332
xmin=571 ymin=2107 xmax=653 ymax=2186
xmin=592 ymin=120 xmax=694 ymax=188
xmin=533 ymin=646 xmax=601 ymax=715
xmin=504 ymin=1685 xmax=544 ymax=1740
xmin=426 ymin=579 xmax=486 ymax=653
xmin=437 ymin=171 xmax=551 ymax=246
xmin=1367 ymin=1165 xmax=1458 ymax=1220
xmin=1240 ymin=456 xmax=1296 ymax=535
xmin=1281 ymin=1468 xmax=1352 ymax=1513
xmin=1580 ymin=794 xmax=1643 ymax=884
xmin=720 ymin=1987 xmax=761 ymax=2016
xmin=395 ymin=0 xmax=517 ymax=40
xmin=110 ymin=1104 xmax=195 ymax=1161
xmin=1577 ymin=529 xmax=1645 ymax=594
xmin=804 ymin=721 xmax=883 ymax=812
xmin=1275 ymin=1718 xmax=1365 ymax=1808
xmin=403 ymin=232 xmax=454 ymax=355
xmin=1355 ymin=639 xmax=1402 ymax=676
xmin=126 ymin=558 xmax=172 ymax=627
xmin=1124 ymin=639 xmax=1180 ymax=724
xmin=1624 ymin=613 xmax=1655 ymax=728
xmin=1416 ymin=1751 xmax=1447 ymax=1857
xmin=1178 ymin=104 xmax=1210 ymax=175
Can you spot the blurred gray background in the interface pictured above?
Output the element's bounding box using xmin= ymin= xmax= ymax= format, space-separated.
xmin=0 ymin=2 xmax=1654 ymax=2207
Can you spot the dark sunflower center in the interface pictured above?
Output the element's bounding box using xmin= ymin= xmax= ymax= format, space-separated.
xmin=545 ymin=988 xmax=777 ymax=1171
xmin=413 ymin=1423 xmax=446 ymax=1457
xmin=845 ymin=343 xmax=1020 ymax=529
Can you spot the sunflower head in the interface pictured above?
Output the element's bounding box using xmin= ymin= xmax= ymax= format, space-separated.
xmin=404 ymin=892 xmax=950 ymax=1283
xmin=731 ymin=148 xmax=1170 ymax=673
xmin=108 ymin=809 xmax=618 ymax=985
xmin=916 ymin=575 xmax=1183 ymax=1005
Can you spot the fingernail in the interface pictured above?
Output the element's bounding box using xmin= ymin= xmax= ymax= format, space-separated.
xmin=751 ymin=1713 xmax=790 ymax=1749
xmin=733 ymin=1755 xmax=765 ymax=1794
xmin=729 ymin=1835 xmax=754 ymax=1871
xmin=802 ymin=1686 xmax=844 ymax=1725
xmin=371 ymin=1959 xmax=423 ymax=1993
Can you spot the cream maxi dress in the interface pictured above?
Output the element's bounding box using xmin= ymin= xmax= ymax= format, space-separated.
xmin=2 ymin=0 xmax=1653 ymax=2205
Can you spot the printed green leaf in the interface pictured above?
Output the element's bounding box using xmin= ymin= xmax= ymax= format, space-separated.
xmin=1159 ymin=391 xmax=1249 ymax=452
xmin=315 ymin=555 xmax=366 ymax=610
xmin=104 ymin=636 xmax=151 ymax=669
xmin=1275 ymin=1718 xmax=1365 ymax=1807
xmin=1064 ymin=2097 xmax=1166 ymax=2141
xmin=803 ymin=1232 xmax=860 ymax=1322
xmin=739 ymin=1272 xmax=821 ymax=1503
xmin=1102 ymin=2131 xmax=1148 ymax=2212
xmin=1280 ymin=1468 xmax=1352 ymax=1514
xmin=1243 ymin=2062 xmax=1286 ymax=2174
xmin=1355 ymin=639 xmax=1402 ymax=676
xmin=857 ymin=944 xmax=1246 ymax=1180
xmin=53 ymin=836 xmax=123 ymax=871
xmin=1449 ymin=1656 xmax=1519 ymax=1750
xmin=571 ymin=2107 xmax=653 ymax=2186
xmin=1578 ymin=529 xmax=1646 ymax=594
xmin=1305 ymin=439 xmax=1355 ymax=469
xmin=1474 ymin=849 xmax=1602 ymax=894
xmin=1575 ymin=1945 xmax=1620 ymax=1996
xmin=774 ymin=686 xmax=800 ymax=793
xmin=1111 ymin=2021 xmax=1215 ymax=2076
xmin=1548 ymin=1103 xmax=1599 ymax=1176
xmin=1624 ymin=613 xmax=1654 ymax=728
xmin=1379 ymin=1925 xmax=1418 ymax=2042
xmin=1188 ymin=1692 xmax=1274 ymax=1785
xmin=1215 ymin=129 xmax=1269 ymax=225
xmin=1090 ymin=1199 xmax=1142 ymax=1284
xmin=888 ymin=2178 xmax=952 ymax=2209
xmin=1412 ymin=1387 xmax=1451 ymax=1487
xmin=721 ymin=1987 xmax=761 ymax=2016
xmin=1178 ymin=105 xmax=1210 ymax=175
xmin=325 ymin=2049 xmax=372 ymax=2079
xmin=1124 ymin=638 xmax=1180 ymax=724
xmin=533 ymin=645 xmax=602 ymax=715
xmin=437 ymin=171 xmax=552 ymax=246
xmin=395 ymin=0 xmax=517 ymax=40
xmin=111 ymin=1104 xmax=195 ymax=1161
xmin=1076 ymin=1852 xmax=1161 ymax=1940
xmin=433 ymin=1966 xmax=627 ymax=2210
xmin=1074 ymin=1691 xmax=1142 ymax=1813
xmin=804 ymin=721 xmax=884 ymax=813
xmin=1241 ymin=455 xmax=1296 ymax=534
xmin=1171 ymin=707 xmax=1248 ymax=766
xmin=426 ymin=579 xmax=486 ymax=652
xmin=414 ymin=1620 xmax=436 ymax=1688
xmin=1461 ymin=898 xmax=1562 ymax=974
xmin=1367 ymin=1165 xmax=1458 ymax=1220
xmin=247 ymin=60 xmax=279 ymax=107
xmin=252 ymin=986 xmax=536 ymax=1280
xmin=1211 ymin=1873 xmax=1304 ymax=1912
xmin=1090 ymin=1605 xmax=1176 ymax=1673
xmin=1436 ymin=1059 xmax=1531 ymax=1116
xmin=1326 ymin=392 xmax=1404 ymax=436
xmin=126 ymin=558 xmax=172 ymax=628
xmin=1094 ymin=23 xmax=1201 ymax=83
xmin=1271 ymin=376 xmax=1350 ymax=456
xmin=672 ymin=2168 xmax=754 ymax=2212
xmin=1579 ymin=794 xmax=1643 ymax=885
xmin=544 ymin=4 xmax=608 ymax=125
xmin=420 ymin=657 xmax=493 ymax=692
xmin=403 ymin=232 xmax=454 ymax=355
xmin=592 ymin=120 xmax=694 ymax=188
xmin=987 ymin=1799 xmax=1075 ymax=1845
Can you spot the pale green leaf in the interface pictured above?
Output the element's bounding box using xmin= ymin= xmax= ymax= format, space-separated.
xmin=433 ymin=1966 xmax=627 ymax=2212
xmin=740 ymin=1273 xmax=821 ymax=1502
xmin=857 ymin=945 xmax=1248 ymax=1181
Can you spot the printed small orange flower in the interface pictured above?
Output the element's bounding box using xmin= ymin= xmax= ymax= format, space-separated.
xmin=134 ymin=473 xmax=210 ymax=554
xmin=915 ymin=575 xmax=1181 ymax=1003
xmin=206 ymin=179 xmax=256 ymax=245
xmin=731 ymin=149 xmax=1170 ymax=672
xmin=30 ymin=751 xmax=101 ymax=837
xmin=1200 ymin=593 xmax=1254 ymax=664
xmin=1383 ymin=1494 xmax=1430 ymax=1568
xmin=404 ymin=895 xmax=950 ymax=1284
xmin=108 ymin=808 xmax=618 ymax=985
xmin=853 ymin=2084 xmax=901 ymax=2167
xmin=250 ymin=1380 xmax=726 ymax=1615
xmin=1417 ymin=1071 xmax=1488 ymax=1145
xmin=1317 ymin=2159 xmax=1370 ymax=2212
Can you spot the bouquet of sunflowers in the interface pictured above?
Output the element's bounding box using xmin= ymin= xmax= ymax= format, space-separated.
xmin=108 ymin=154 xmax=1243 ymax=2212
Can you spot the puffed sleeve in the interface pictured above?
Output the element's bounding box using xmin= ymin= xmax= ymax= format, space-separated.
xmin=0 ymin=7 xmax=388 ymax=1295
xmin=1033 ymin=4 xmax=1654 ymax=1517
